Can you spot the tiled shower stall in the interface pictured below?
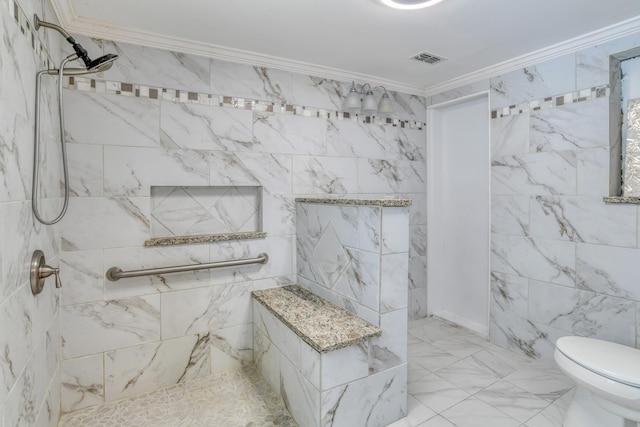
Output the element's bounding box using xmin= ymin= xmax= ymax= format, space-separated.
xmin=3 ymin=0 xmax=640 ymax=424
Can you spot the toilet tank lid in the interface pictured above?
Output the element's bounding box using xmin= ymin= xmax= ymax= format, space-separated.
xmin=557 ymin=336 xmax=640 ymax=387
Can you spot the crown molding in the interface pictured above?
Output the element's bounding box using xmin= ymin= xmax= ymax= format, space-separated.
xmin=423 ymin=14 xmax=640 ymax=96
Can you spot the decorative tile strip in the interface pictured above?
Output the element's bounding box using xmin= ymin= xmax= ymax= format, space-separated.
xmin=491 ymin=85 xmax=610 ymax=119
xmin=64 ymin=76 xmax=426 ymax=130
xmin=7 ymin=0 xmax=55 ymax=69
xmin=295 ymin=197 xmax=412 ymax=207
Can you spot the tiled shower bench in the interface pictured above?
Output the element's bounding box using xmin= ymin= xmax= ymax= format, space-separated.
xmin=252 ymin=285 xmax=406 ymax=427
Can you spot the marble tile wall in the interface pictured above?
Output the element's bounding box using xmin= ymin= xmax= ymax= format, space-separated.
xmin=57 ymin=29 xmax=426 ymax=414
xmin=433 ymin=31 xmax=640 ymax=364
xmin=1 ymin=0 xmax=63 ymax=426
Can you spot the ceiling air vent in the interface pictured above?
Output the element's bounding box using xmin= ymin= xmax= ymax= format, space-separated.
xmin=411 ymin=51 xmax=446 ymax=64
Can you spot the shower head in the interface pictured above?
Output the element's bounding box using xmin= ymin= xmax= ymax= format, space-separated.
xmin=34 ymin=14 xmax=119 ymax=72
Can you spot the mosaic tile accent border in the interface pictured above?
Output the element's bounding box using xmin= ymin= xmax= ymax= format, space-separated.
xmin=64 ymin=76 xmax=426 ymax=129
xmin=491 ymin=85 xmax=610 ymax=119
xmin=6 ymin=0 xmax=55 ymax=69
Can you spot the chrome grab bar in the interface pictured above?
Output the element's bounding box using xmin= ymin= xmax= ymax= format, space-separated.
xmin=105 ymin=253 xmax=269 ymax=281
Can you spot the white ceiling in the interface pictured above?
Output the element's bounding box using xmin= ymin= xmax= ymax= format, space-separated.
xmin=50 ymin=0 xmax=640 ymax=94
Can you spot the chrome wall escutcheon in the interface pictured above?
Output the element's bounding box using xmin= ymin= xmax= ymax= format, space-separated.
xmin=30 ymin=250 xmax=61 ymax=295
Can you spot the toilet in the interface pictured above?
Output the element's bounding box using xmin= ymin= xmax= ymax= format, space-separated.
xmin=554 ymin=336 xmax=640 ymax=427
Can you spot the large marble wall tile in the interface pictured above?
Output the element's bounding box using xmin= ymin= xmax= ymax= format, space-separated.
xmin=280 ymin=355 xmax=320 ymax=427
xmin=290 ymin=75 xmax=345 ymax=111
xmin=326 ymin=119 xmax=387 ymax=159
xmin=388 ymin=127 xmax=427 ymax=162
xmin=104 ymin=146 xmax=209 ymax=196
xmin=409 ymin=225 xmax=426 ymax=258
xmin=491 ymin=195 xmax=529 ymax=236
xmin=207 ymin=235 xmax=294 ymax=286
xmin=530 ymin=196 xmax=636 ymax=246
xmin=62 ymin=295 xmax=161 ymax=358
xmin=430 ymin=80 xmax=490 ymax=105
xmin=492 ymin=151 xmax=577 ymax=196
xmin=263 ymin=194 xmax=296 ymax=236
xmin=577 ymin=243 xmax=640 ymax=300
xmin=382 ymin=207 xmax=410 ymax=254
xmin=529 ymin=279 xmax=636 ymax=346
xmin=490 ymin=310 xmax=567 ymax=362
xmin=60 ymin=249 xmax=103 ymax=306
xmin=2 ymin=202 xmax=35 ymax=299
xmin=211 ymin=59 xmax=292 ymax=102
xmin=293 ymin=156 xmax=358 ymax=194
xmin=104 ymin=40 xmax=210 ymax=92
xmin=63 ymin=91 xmax=160 ymax=147
xmin=231 ymin=152 xmax=293 ymax=194
xmin=491 ymin=234 xmax=575 ymax=287
xmin=104 ymin=334 xmax=211 ymax=401
xmin=490 ymin=272 xmax=528 ymax=318
xmin=61 ymin=354 xmax=104 ymax=412
xmin=103 ymin=245 xmax=210 ymax=299
xmin=530 ymin=98 xmax=608 ymax=152
xmin=392 ymin=92 xmax=427 ymax=122
xmin=253 ymin=301 xmax=302 ymax=369
xmin=4 ymin=363 xmax=36 ymax=427
xmin=298 ymin=277 xmax=379 ymax=326
xmin=370 ymin=309 xmax=408 ymax=374
xmin=577 ymin=146 xmax=610 ymax=196
xmin=161 ymin=282 xmax=253 ymax=339
xmin=491 ymin=113 xmax=529 ymax=158
xmin=408 ymin=256 xmax=426 ymax=290
xmin=66 ymin=143 xmax=103 ymax=197
xmin=321 ymin=345 xmax=369 ymax=390
xmin=333 ymin=248 xmax=380 ymax=311
xmin=490 ymin=54 xmax=576 ymax=109
xmin=0 ymin=284 xmax=33 ymax=403
xmin=253 ymin=326 xmax=281 ymax=393
xmin=160 ymin=101 xmax=254 ymax=151
xmin=576 ymin=33 xmax=640 ymax=88
xmin=254 ymin=112 xmax=327 ymax=155
xmin=380 ymin=254 xmax=409 ymax=313
xmin=358 ymin=159 xmax=426 ymax=194
xmin=0 ymin=100 xmax=32 ymax=204
xmin=60 ymin=197 xmax=150 ymax=251
xmin=210 ymin=323 xmax=253 ymax=373
xmin=320 ymin=364 xmax=407 ymax=427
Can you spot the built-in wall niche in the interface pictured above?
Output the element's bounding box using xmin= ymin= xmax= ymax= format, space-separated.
xmin=146 ymin=185 xmax=265 ymax=246
xmin=607 ymin=47 xmax=640 ymax=201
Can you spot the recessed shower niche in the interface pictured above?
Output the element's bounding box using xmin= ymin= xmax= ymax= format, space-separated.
xmin=147 ymin=185 xmax=265 ymax=245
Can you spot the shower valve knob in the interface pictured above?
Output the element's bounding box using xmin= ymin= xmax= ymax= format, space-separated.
xmin=30 ymin=250 xmax=62 ymax=295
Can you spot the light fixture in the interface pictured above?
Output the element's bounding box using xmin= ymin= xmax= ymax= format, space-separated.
xmin=380 ymin=0 xmax=445 ymax=10
xmin=342 ymin=81 xmax=394 ymax=116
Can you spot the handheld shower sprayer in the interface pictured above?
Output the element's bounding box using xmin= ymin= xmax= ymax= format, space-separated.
xmin=32 ymin=15 xmax=119 ymax=225
xmin=33 ymin=15 xmax=119 ymax=74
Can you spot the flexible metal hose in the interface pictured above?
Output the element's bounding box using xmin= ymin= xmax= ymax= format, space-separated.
xmin=32 ymin=55 xmax=73 ymax=225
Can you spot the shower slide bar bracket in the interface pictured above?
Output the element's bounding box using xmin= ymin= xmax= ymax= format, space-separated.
xmin=105 ymin=253 xmax=269 ymax=281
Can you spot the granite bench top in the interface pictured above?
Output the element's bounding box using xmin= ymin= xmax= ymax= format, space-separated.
xmin=252 ymin=285 xmax=382 ymax=353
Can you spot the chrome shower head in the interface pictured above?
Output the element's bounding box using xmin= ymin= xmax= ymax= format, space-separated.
xmin=34 ymin=14 xmax=119 ymax=72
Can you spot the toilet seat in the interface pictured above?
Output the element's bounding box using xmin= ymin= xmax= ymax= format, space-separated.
xmin=556 ymin=336 xmax=640 ymax=388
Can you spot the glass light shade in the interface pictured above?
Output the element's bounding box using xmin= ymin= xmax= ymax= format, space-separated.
xmin=377 ymin=93 xmax=393 ymax=116
xmin=343 ymin=89 xmax=362 ymax=112
xmin=380 ymin=0 xmax=444 ymax=9
xmin=362 ymin=92 xmax=378 ymax=115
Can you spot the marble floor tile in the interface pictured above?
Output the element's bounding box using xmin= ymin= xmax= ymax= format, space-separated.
xmin=408 ymin=341 xmax=459 ymax=372
xmin=440 ymin=398 xmax=521 ymax=427
xmin=474 ymin=380 xmax=548 ymax=422
xmin=435 ymin=357 xmax=502 ymax=393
